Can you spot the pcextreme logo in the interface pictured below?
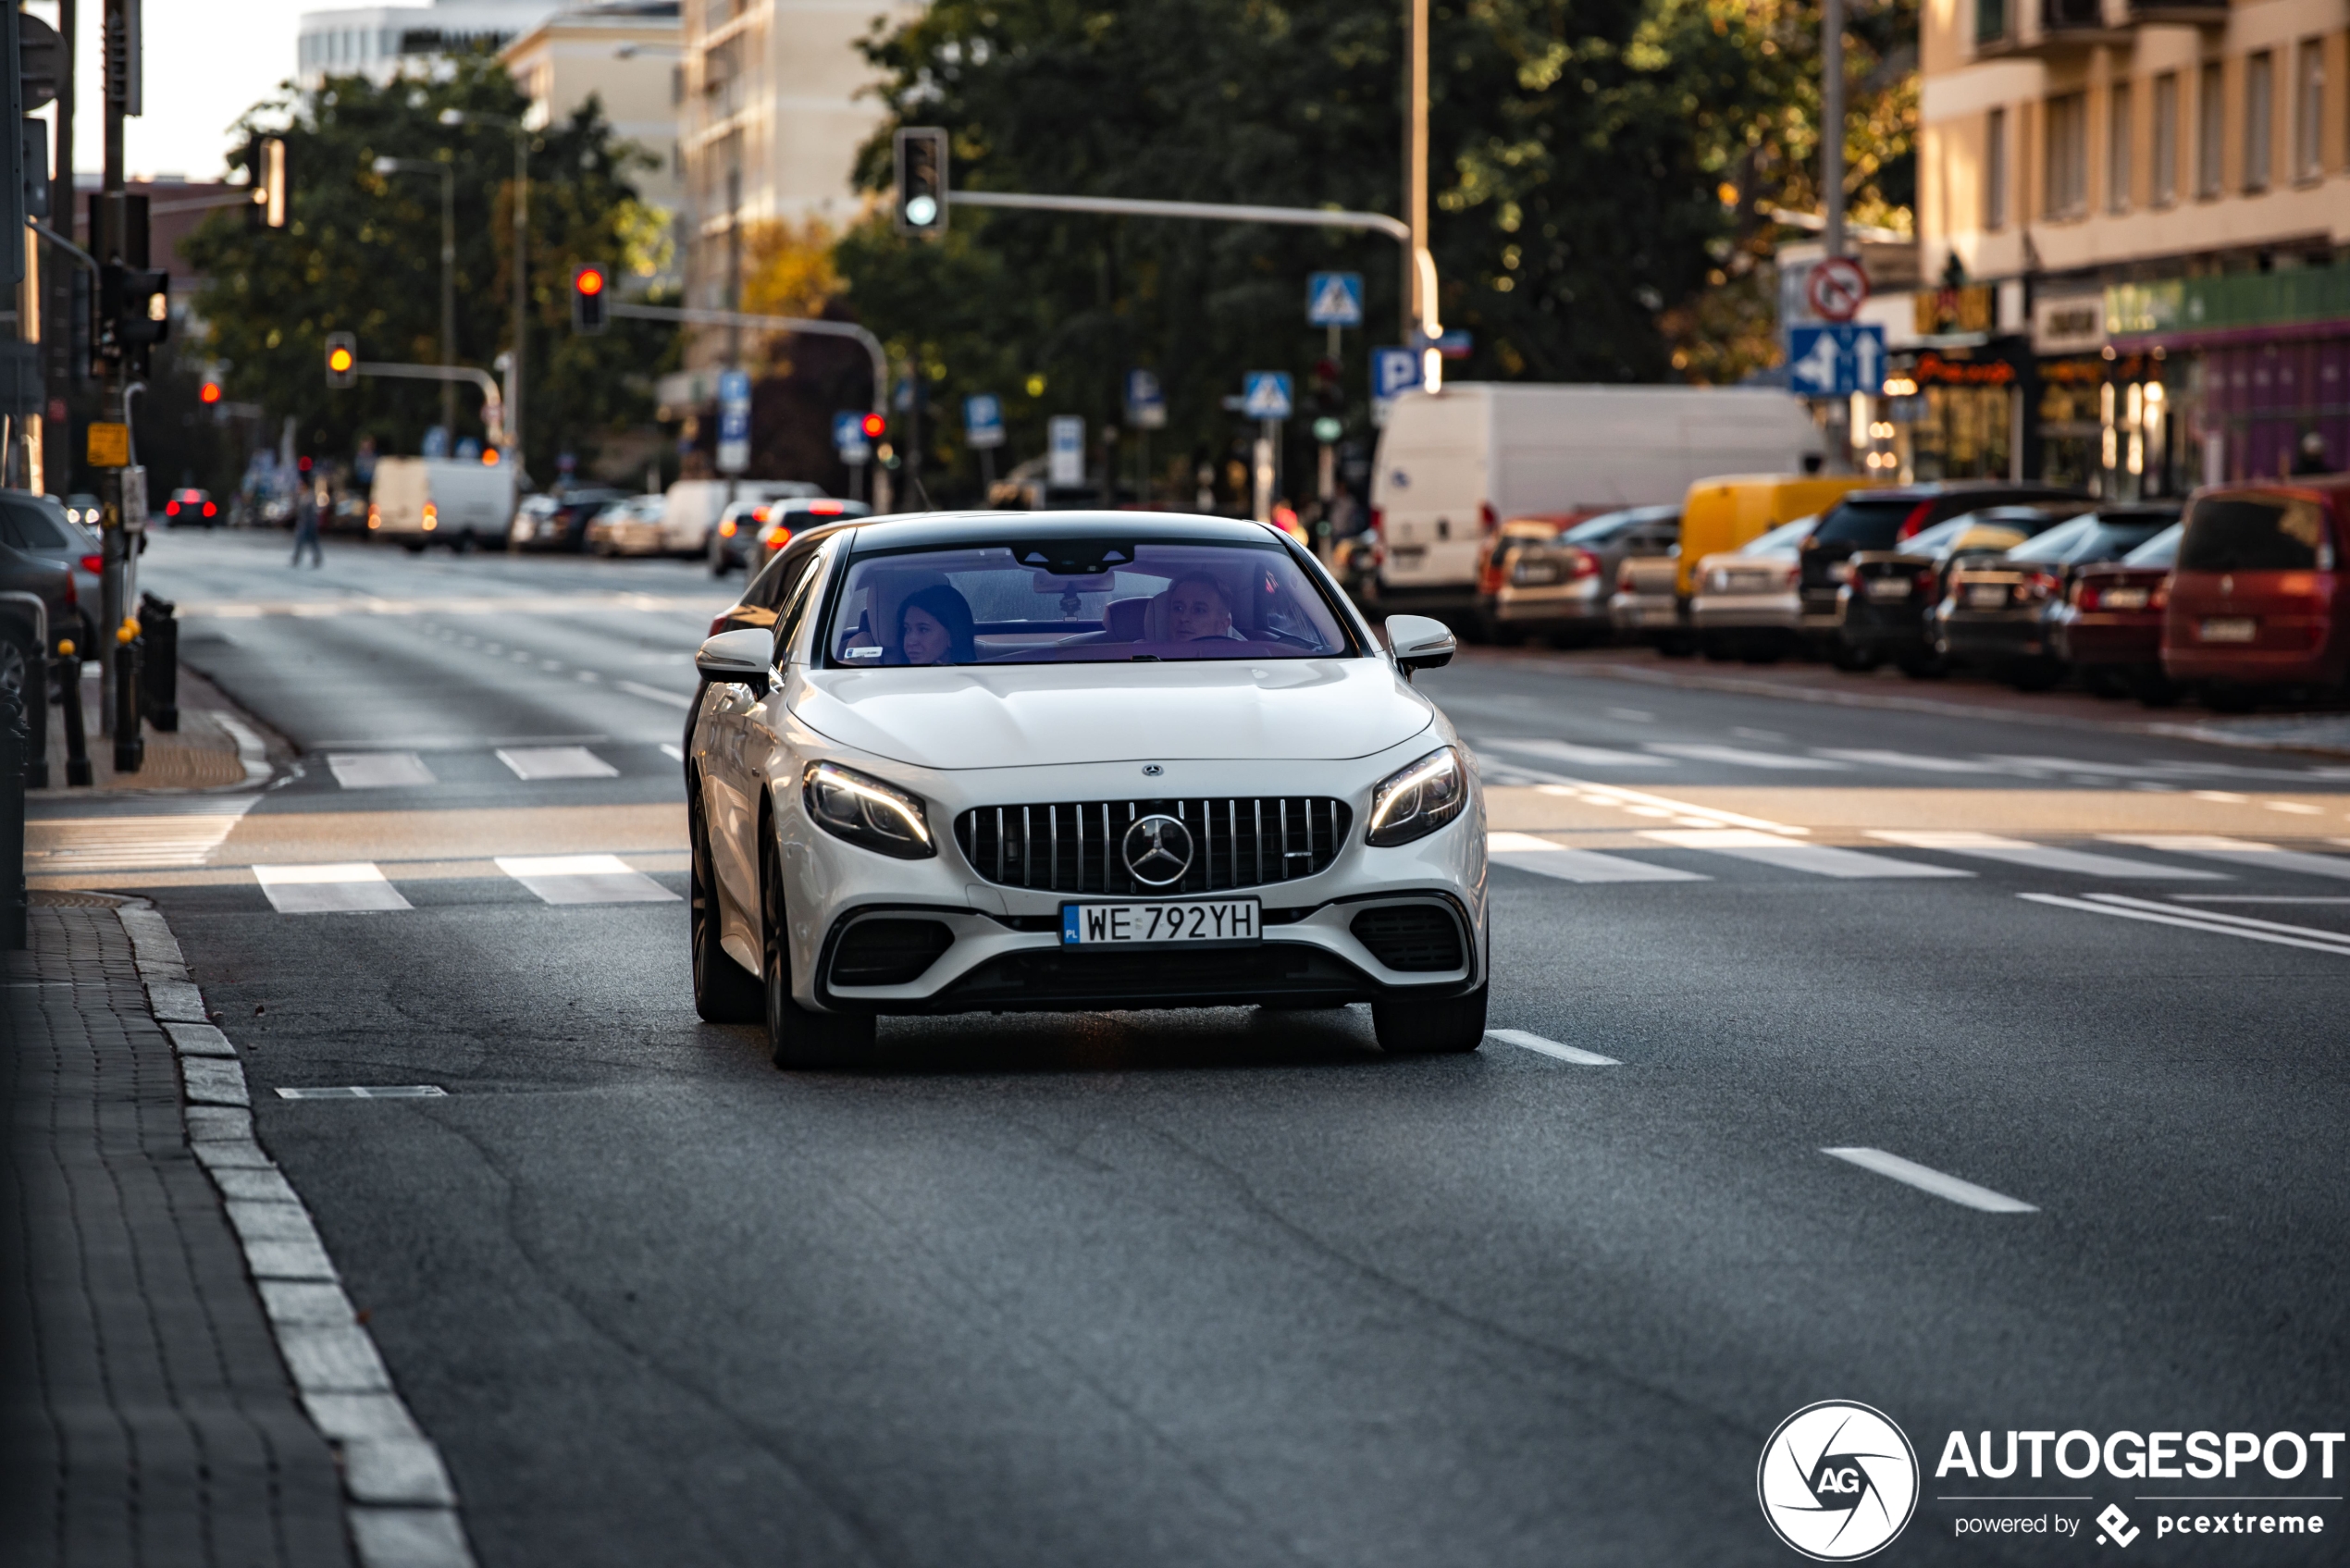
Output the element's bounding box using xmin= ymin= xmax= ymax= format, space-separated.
xmin=1758 ymin=1401 xmax=1922 ymax=1561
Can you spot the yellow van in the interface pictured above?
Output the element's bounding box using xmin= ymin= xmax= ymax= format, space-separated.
xmin=1675 ymin=474 xmax=1882 ymax=598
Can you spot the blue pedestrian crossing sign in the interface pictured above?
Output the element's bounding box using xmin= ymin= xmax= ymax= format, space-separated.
xmin=1243 ymin=371 xmax=1294 ymax=419
xmin=1306 ymin=271 xmax=1365 ymax=327
xmin=1786 ymin=324 xmax=1888 ymax=398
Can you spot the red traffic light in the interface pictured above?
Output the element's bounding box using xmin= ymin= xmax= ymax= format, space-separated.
xmin=575 ymin=265 xmax=607 ymax=297
xmin=860 ymin=412 xmax=886 ymax=439
xmin=199 ymin=380 xmax=222 ymax=404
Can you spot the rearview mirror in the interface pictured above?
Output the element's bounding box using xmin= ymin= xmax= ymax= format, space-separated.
xmin=1384 ymin=614 xmax=1456 ymax=679
xmin=695 ymin=627 xmax=776 ymax=694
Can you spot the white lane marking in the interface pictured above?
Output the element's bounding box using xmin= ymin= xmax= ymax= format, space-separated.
xmin=1479 ymin=736 xmax=1666 ymax=768
xmin=1542 ymin=779 xmax=1809 ymax=835
xmin=496 ymin=746 xmax=619 ymax=780
xmin=659 ymin=743 xmax=684 ymax=760
xmin=2102 ymin=834 xmax=2350 ymax=881
xmin=2177 ymin=895 xmax=2350 ymax=905
xmin=1645 ymin=743 xmax=1851 ymax=771
xmin=1823 ymin=1147 xmax=2039 ymax=1214
xmin=327 ymin=751 xmax=437 ymax=790
xmin=254 ymin=863 xmax=414 ymax=914
xmin=1488 ymin=1029 xmax=1620 ymax=1066
xmin=1814 ymin=748 xmax=2002 ymax=773
xmin=2192 ymin=789 xmax=2250 ymax=802
xmin=1487 ymin=833 xmax=1709 ymax=883
xmin=277 ymin=1086 xmax=448 ymax=1100
xmin=575 ymin=670 xmax=601 ymax=683
xmin=1602 ymin=707 xmax=1653 ymax=722
xmin=616 ymin=680 xmax=695 ymax=710
xmin=495 ymin=854 xmax=680 ymax=906
xmin=2085 ymin=893 xmax=2350 ymax=948
xmin=2019 ymin=893 xmax=2350 ymax=956
xmin=1866 ymin=831 xmax=2226 ymax=880
xmin=1730 ymin=727 xmax=1786 ymax=742
xmin=1640 ymin=828 xmax=1973 ymax=879
xmin=27 ymin=798 xmax=261 ymax=870
xmin=1982 ymin=755 xmax=2169 ymax=779
xmin=2265 ymin=800 xmax=2323 ymax=814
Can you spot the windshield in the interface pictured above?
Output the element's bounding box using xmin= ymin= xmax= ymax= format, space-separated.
xmin=1899 ymin=517 xmax=1971 ymax=556
xmin=2003 ymin=515 xmax=2099 ymax=562
xmin=1744 ymin=516 xmax=1818 ymax=557
xmin=2121 ymin=523 xmax=2183 ymax=567
xmin=1811 ymin=498 xmax=1920 ymax=549
xmin=2180 ymin=492 xmax=2337 ymax=572
xmin=1562 ymin=505 xmax=1674 ymax=544
xmin=822 ymin=539 xmax=1358 ymax=666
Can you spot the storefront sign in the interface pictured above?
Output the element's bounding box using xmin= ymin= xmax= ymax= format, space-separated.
xmin=2033 ymin=295 xmax=2106 ymax=355
xmin=1911 ymin=352 xmax=2017 ymax=387
xmin=1915 ymin=286 xmax=1995 ymax=337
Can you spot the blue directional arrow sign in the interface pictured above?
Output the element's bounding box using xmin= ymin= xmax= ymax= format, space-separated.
xmin=1243 ymin=371 xmax=1293 ymax=420
xmin=1785 ymin=324 xmax=1888 ymax=399
xmin=1306 ymin=271 xmax=1365 ymax=327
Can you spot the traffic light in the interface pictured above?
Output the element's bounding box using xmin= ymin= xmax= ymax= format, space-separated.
xmin=199 ymin=378 xmax=222 ymax=405
xmin=325 ymin=331 xmax=358 ymax=389
xmin=247 ymin=136 xmax=288 ymax=230
xmin=860 ymin=412 xmax=886 ymax=442
xmin=98 ymin=265 xmax=168 ymax=372
xmin=571 ymin=263 xmax=609 ymax=333
xmin=893 ymin=128 xmax=947 ymax=237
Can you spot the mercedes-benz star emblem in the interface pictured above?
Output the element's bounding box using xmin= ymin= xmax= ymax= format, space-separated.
xmin=1142 ymin=763 xmax=1164 ymax=777
xmin=1122 ymin=814 xmax=1194 ymax=887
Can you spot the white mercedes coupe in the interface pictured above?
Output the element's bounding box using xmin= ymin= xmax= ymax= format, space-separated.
xmin=686 ymin=512 xmax=1489 ymax=1067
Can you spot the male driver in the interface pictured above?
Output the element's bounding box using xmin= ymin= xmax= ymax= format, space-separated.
xmin=1164 ymin=573 xmax=1245 ymax=641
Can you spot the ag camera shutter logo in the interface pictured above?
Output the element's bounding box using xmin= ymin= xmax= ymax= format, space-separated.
xmin=1758 ymin=1401 xmax=1920 ymax=1561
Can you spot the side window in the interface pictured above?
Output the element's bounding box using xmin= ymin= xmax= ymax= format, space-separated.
xmin=0 ymin=507 xmax=27 ymax=549
xmin=772 ymin=553 xmax=828 ymax=661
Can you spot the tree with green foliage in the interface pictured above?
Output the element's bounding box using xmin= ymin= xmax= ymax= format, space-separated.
xmin=181 ymin=54 xmax=678 ymax=487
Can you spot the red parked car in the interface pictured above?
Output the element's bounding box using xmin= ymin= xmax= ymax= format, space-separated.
xmin=2051 ymin=522 xmax=2183 ymax=704
xmin=2162 ymin=479 xmax=2350 ymax=710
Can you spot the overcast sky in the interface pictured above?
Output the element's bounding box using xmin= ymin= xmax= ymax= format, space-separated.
xmin=31 ymin=0 xmax=311 ymax=182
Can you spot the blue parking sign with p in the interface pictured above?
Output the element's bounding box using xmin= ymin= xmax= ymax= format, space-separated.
xmin=1372 ymin=347 xmax=1424 ymax=402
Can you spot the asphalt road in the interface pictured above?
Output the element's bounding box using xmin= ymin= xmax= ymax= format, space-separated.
xmin=43 ymin=530 xmax=2350 ymax=1566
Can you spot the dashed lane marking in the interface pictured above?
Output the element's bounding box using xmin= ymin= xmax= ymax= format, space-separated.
xmin=1478 ymin=736 xmax=1667 ymax=768
xmin=327 ymin=751 xmax=437 ymax=790
xmin=276 ymin=1086 xmax=448 ymax=1101
xmin=1645 ymin=743 xmax=1850 ymax=771
xmin=1536 ymin=780 xmax=1810 ymax=835
xmin=616 ymin=680 xmax=695 ymax=710
xmin=494 ymin=854 xmax=680 ymax=906
xmin=1813 ymin=748 xmax=2004 ymax=773
xmin=1487 ymin=833 xmax=1709 ymax=883
xmin=2019 ymin=892 xmax=2350 ymax=957
xmin=2102 ymin=834 xmax=2350 ymax=880
xmin=496 ymin=746 xmax=619 ymax=781
xmin=1488 ymin=1029 xmax=1620 ymax=1066
xmin=1823 ymin=1148 xmax=2039 ymax=1213
xmin=1639 ymin=828 xmax=1972 ymax=880
xmin=659 ymin=743 xmax=684 ymax=760
xmin=253 ymin=863 xmax=414 ymax=915
xmin=1866 ymin=831 xmax=2225 ymax=880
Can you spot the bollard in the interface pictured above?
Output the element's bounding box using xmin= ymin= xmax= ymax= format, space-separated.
xmin=1 ymin=681 xmax=25 ymax=949
xmin=112 ymin=634 xmax=144 ymax=775
xmin=140 ymin=592 xmax=179 ymax=732
xmin=58 ymin=653 xmax=92 ymax=787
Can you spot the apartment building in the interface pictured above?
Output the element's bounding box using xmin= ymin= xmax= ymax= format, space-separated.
xmin=1913 ymin=0 xmax=2349 ymax=491
xmin=500 ymin=3 xmax=686 ymax=230
xmin=298 ymin=0 xmax=561 ymax=87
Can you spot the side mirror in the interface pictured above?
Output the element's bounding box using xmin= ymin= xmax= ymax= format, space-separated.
xmin=695 ymin=626 xmax=776 ymax=695
xmin=1384 ymin=614 xmax=1456 ymax=679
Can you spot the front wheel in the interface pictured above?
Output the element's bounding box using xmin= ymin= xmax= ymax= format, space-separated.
xmin=761 ymin=830 xmax=875 ymax=1068
xmin=689 ymin=789 xmax=762 ymax=1024
xmin=1373 ymin=984 xmax=1488 ymax=1056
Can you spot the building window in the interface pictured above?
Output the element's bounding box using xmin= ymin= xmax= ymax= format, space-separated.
xmin=2296 ymin=40 xmax=2325 ymax=181
xmin=1976 ymin=0 xmax=2009 ymax=45
xmin=2244 ymin=51 xmax=2273 ymax=192
xmin=2046 ymin=92 xmax=2089 ymax=217
xmin=2197 ymin=61 xmax=2224 ymax=197
xmin=2107 ymin=81 xmax=2133 ymax=212
xmin=2153 ymin=72 xmax=2179 ymax=204
xmin=1985 ymin=106 xmax=2009 ymax=229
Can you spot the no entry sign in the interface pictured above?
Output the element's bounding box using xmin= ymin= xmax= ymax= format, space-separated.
xmin=1806 ymin=256 xmax=1871 ymax=323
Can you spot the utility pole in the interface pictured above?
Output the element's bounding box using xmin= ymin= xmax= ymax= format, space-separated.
xmin=1822 ymin=0 xmax=1845 ymax=259
xmin=52 ymin=0 xmax=73 ymax=488
xmin=97 ymin=0 xmax=132 ymax=732
xmin=1403 ymin=0 xmax=1428 ymax=346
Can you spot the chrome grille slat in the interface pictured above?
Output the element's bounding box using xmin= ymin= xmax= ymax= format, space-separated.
xmin=957 ymin=796 xmax=1352 ymax=895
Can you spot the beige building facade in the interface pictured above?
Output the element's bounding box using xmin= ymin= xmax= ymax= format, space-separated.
xmin=1911 ymin=0 xmax=2350 ymax=490
xmin=501 ymin=5 xmax=688 ymax=228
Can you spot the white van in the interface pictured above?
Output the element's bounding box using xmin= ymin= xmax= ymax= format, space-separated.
xmin=1367 ymin=384 xmax=1823 ymax=611
xmin=368 ymin=457 xmax=519 ymax=553
xmin=658 ymin=478 xmax=823 ymax=557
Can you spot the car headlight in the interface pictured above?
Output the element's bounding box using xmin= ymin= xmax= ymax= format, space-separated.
xmin=1365 ymin=746 xmax=1467 ymax=847
xmin=802 ymin=761 xmax=935 ymax=859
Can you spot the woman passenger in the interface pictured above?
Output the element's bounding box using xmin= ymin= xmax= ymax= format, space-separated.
xmin=897 ymin=584 xmax=977 ymax=665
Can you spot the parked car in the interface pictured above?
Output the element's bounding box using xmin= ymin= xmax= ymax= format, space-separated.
xmin=1367 ymin=384 xmax=1823 ymax=614
xmin=367 ymin=457 xmax=518 ymax=553
xmin=60 ymin=493 xmax=101 ymax=530
xmin=1798 ymin=481 xmax=2088 ymax=667
xmin=1609 ymin=550 xmax=1688 ymax=654
xmin=1688 ymin=514 xmax=1822 ymax=661
xmin=1839 ymin=505 xmax=2084 ymax=675
xmin=161 ymin=488 xmax=217 ymax=527
xmin=1936 ymin=504 xmax=2180 ymax=689
xmin=658 ymin=478 xmax=822 ymax=558
xmin=585 ymin=494 xmax=668 ymax=556
xmin=700 ymin=517 xmax=883 ymax=657
xmin=2161 ymin=480 xmax=2350 ymax=710
xmin=0 ymin=490 xmax=101 ymax=650
xmin=510 ymin=485 xmax=626 ymax=552
xmin=1478 ymin=503 xmax=1678 ymax=646
xmin=744 ymin=497 xmax=872 ymax=574
xmin=0 ymin=526 xmax=77 ymax=699
xmin=2050 ymin=523 xmax=2184 ymax=704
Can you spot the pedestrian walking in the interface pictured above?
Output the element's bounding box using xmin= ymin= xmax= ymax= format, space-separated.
xmin=291 ymin=483 xmax=325 ymax=567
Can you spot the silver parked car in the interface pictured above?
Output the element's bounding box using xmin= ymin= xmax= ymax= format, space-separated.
xmin=1688 ymin=514 xmax=1820 ymax=662
xmin=1481 ymin=504 xmax=1679 ymax=647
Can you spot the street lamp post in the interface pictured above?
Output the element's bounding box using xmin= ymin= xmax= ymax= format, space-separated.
xmin=440 ymin=109 xmax=529 ymax=476
xmin=373 ymin=156 xmax=458 ymax=437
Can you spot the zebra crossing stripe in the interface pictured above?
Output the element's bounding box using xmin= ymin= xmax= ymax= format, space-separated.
xmin=494 ymin=855 xmax=679 ymax=906
xmin=495 ymin=747 xmax=618 ymax=780
xmin=1639 ymin=829 xmax=1972 ymax=880
xmin=1867 ymin=832 xmax=2225 ymax=879
xmin=327 ymin=752 xmax=437 ymax=789
xmin=253 ymin=864 xmax=414 ymax=915
xmin=2101 ymin=835 xmax=2350 ymax=881
xmin=1487 ymin=833 xmax=1708 ymax=883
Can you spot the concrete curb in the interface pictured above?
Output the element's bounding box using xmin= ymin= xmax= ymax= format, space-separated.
xmin=115 ymin=896 xmax=476 ymax=1568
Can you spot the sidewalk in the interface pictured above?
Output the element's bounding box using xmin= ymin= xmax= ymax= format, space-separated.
xmin=3 ymin=893 xmax=471 ymax=1568
xmin=27 ymin=661 xmax=281 ymax=797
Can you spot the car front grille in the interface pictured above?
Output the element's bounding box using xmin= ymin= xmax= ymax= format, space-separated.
xmin=955 ymin=796 xmax=1352 ymax=896
xmin=1349 ymin=905 xmax=1466 ymax=972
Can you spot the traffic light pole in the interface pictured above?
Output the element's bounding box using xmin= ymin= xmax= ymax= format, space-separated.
xmin=603 ymin=302 xmax=889 ymax=422
xmin=96 ymin=0 xmax=130 ymax=735
xmin=348 ymin=362 xmax=507 ymax=442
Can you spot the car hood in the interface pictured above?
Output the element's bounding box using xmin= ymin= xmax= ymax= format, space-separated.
xmin=789 ymin=657 xmax=1434 ymax=771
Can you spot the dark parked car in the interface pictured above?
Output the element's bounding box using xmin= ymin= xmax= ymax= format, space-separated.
xmin=2162 ymin=480 xmax=2350 ymax=710
xmin=0 ymin=531 xmax=77 ymax=701
xmin=512 ymin=485 xmax=626 ymax=552
xmin=2050 ymin=523 xmax=2183 ymax=704
xmin=1839 ymin=504 xmax=2085 ymax=675
xmin=162 ymin=488 xmax=217 ymax=526
xmin=1798 ymin=482 xmax=2088 ymax=665
xmin=0 ymin=489 xmax=100 ymax=651
xmin=1478 ymin=504 xmax=1679 ymax=646
xmin=1936 ymin=504 xmax=2181 ymax=689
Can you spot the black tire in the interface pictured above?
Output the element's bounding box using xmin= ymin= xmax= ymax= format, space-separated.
xmin=2131 ymin=672 xmax=2182 ymax=708
xmin=761 ymin=827 xmax=875 ymax=1068
xmin=401 ymin=540 xmax=427 ymax=555
xmin=0 ymin=634 xmax=30 ymax=701
xmin=2201 ymin=684 xmax=2257 ymax=714
xmin=1895 ymin=653 xmax=1946 ymax=679
xmin=1654 ymin=632 xmax=1697 ymax=659
xmin=1373 ymin=983 xmax=1488 ymax=1056
xmin=1700 ymin=634 xmax=1735 ymax=662
xmin=2010 ymin=661 xmax=2064 ymax=693
xmin=1828 ymin=639 xmax=1881 ymax=673
xmin=689 ymin=786 xmax=762 ymax=1024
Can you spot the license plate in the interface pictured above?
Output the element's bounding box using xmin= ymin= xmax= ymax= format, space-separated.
xmin=1865 ymin=577 xmax=1913 ymax=601
xmin=2199 ymin=617 xmax=2257 ymax=643
xmin=1061 ymin=899 xmax=1261 ymax=946
xmin=1968 ymin=585 xmax=2010 ymax=609
xmin=2101 ymin=587 xmax=2149 ymax=611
